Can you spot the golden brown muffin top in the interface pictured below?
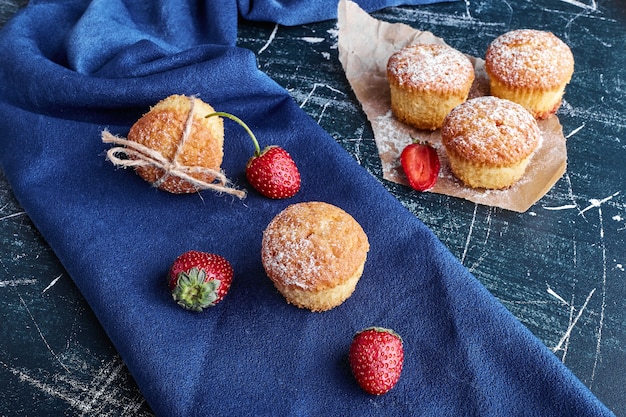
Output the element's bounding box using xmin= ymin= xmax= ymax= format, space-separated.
xmin=128 ymin=94 xmax=224 ymax=193
xmin=485 ymin=29 xmax=574 ymax=89
xmin=261 ymin=202 xmax=369 ymax=291
xmin=387 ymin=43 xmax=475 ymax=93
xmin=441 ymin=96 xmax=541 ymax=166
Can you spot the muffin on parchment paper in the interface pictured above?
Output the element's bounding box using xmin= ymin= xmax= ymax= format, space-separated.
xmin=387 ymin=43 xmax=475 ymax=130
xmin=441 ymin=96 xmax=541 ymax=190
xmin=485 ymin=29 xmax=574 ymax=119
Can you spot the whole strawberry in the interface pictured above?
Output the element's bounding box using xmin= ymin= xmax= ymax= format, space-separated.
xmin=245 ymin=145 xmax=300 ymax=199
xmin=205 ymin=112 xmax=300 ymax=199
xmin=400 ymin=140 xmax=440 ymax=191
xmin=348 ymin=327 xmax=404 ymax=395
xmin=168 ymin=250 xmax=233 ymax=312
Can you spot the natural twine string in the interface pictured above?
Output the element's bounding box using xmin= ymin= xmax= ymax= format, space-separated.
xmin=101 ymin=97 xmax=246 ymax=199
xmin=152 ymin=95 xmax=198 ymax=189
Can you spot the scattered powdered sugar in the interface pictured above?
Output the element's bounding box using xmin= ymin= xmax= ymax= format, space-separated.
xmin=264 ymin=230 xmax=320 ymax=289
xmin=485 ymin=29 xmax=574 ymax=87
xmin=337 ymin=2 xmax=568 ymax=212
xmin=261 ymin=203 xmax=368 ymax=290
xmin=387 ymin=44 xmax=474 ymax=92
xmin=442 ymin=96 xmax=541 ymax=164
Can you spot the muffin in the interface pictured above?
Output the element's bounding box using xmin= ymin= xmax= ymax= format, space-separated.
xmin=485 ymin=29 xmax=574 ymax=119
xmin=261 ymin=202 xmax=370 ymax=312
xmin=127 ymin=94 xmax=224 ymax=193
xmin=441 ymin=96 xmax=541 ymax=189
xmin=387 ymin=43 xmax=475 ymax=130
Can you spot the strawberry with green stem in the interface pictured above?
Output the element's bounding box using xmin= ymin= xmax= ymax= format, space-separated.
xmin=205 ymin=112 xmax=301 ymax=199
xmin=169 ymin=250 xmax=233 ymax=312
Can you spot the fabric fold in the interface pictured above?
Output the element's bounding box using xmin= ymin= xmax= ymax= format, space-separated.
xmin=0 ymin=0 xmax=614 ymax=416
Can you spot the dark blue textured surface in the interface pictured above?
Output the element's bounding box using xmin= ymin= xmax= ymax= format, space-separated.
xmin=0 ymin=0 xmax=623 ymax=416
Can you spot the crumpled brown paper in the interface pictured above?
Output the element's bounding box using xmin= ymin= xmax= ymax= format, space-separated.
xmin=337 ymin=0 xmax=567 ymax=212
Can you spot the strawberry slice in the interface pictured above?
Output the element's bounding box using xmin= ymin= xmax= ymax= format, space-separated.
xmin=400 ymin=141 xmax=440 ymax=191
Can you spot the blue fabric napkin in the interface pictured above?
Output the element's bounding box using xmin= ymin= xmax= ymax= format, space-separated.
xmin=0 ymin=0 xmax=615 ymax=416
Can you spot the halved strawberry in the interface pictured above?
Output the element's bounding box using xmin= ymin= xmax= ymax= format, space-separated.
xmin=400 ymin=140 xmax=440 ymax=191
xmin=205 ymin=112 xmax=300 ymax=199
xmin=168 ymin=250 xmax=233 ymax=311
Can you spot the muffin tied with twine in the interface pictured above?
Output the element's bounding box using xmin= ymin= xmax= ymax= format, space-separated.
xmin=102 ymin=94 xmax=245 ymax=198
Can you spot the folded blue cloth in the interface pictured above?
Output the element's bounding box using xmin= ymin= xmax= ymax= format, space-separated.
xmin=0 ymin=0 xmax=614 ymax=416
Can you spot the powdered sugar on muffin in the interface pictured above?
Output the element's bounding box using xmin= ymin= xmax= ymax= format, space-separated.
xmin=261 ymin=202 xmax=369 ymax=311
xmin=441 ymin=96 xmax=541 ymax=189
xmin=485 ymin=29 xmax=574 ymax=119
xmin=387 ymin=43 xmax=475 ymax=130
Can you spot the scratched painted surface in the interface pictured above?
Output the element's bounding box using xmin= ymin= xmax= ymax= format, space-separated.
xmin=1 ymin=0 xmax=625 ymax=415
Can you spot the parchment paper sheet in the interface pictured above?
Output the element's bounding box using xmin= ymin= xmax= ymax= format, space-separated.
xmin=337 ymin=0 xmax=567 ymax=212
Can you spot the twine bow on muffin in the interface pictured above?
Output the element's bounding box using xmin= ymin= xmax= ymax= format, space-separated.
xmin=101 ymin=96 xmax=246 ymax=199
